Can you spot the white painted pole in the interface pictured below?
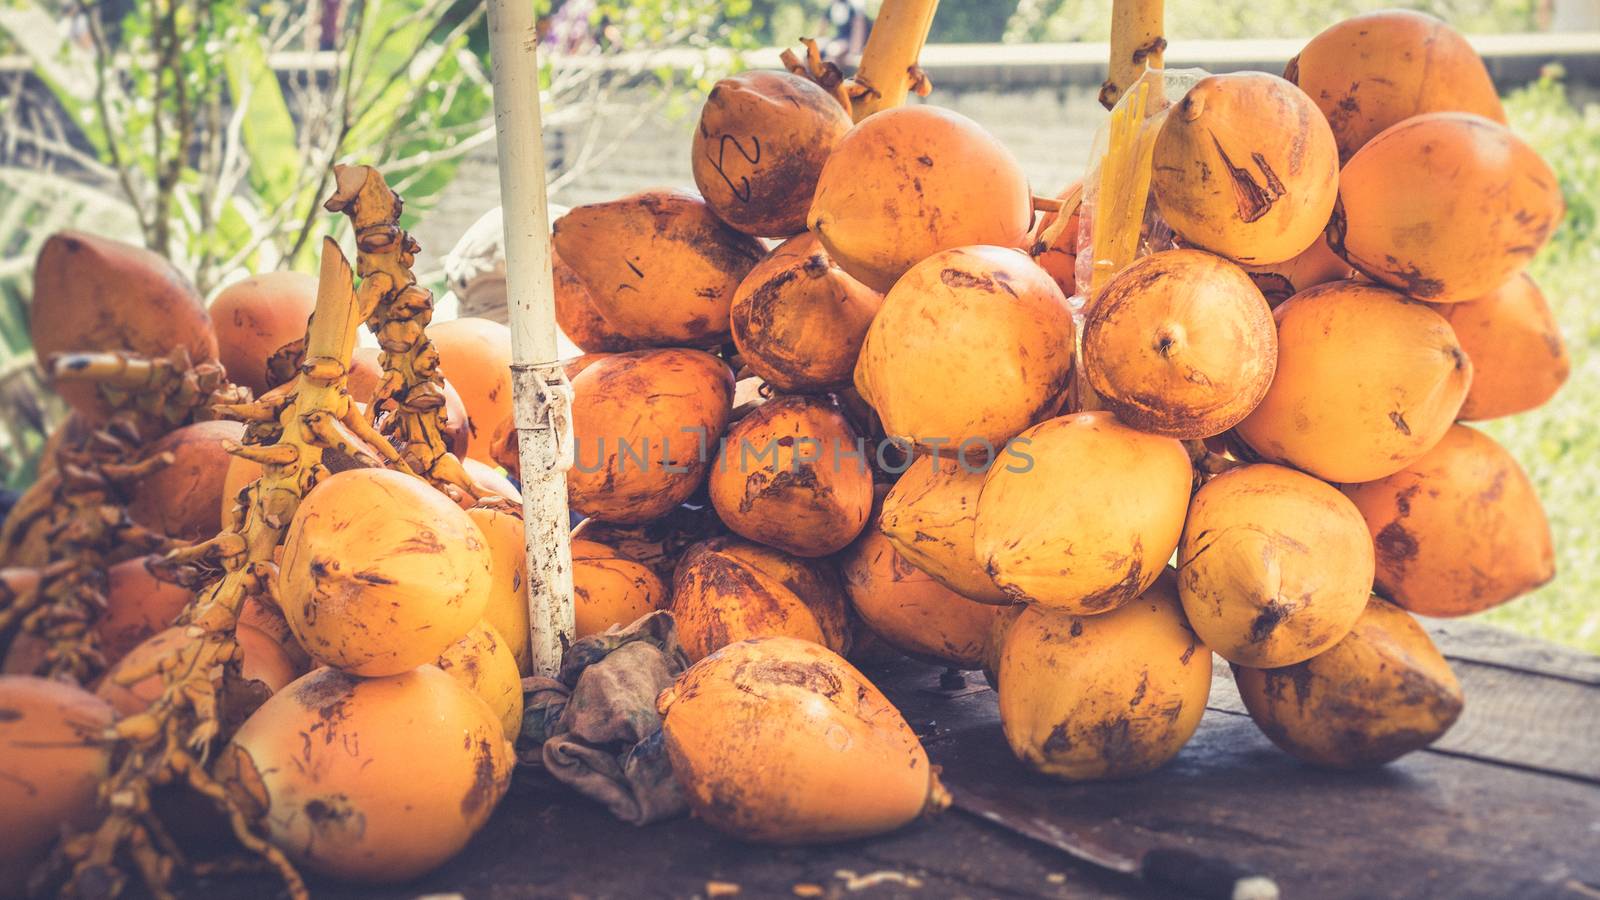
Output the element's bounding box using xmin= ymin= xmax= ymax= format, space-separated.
xmin=486 ymin=0 xmax=576 ymax=677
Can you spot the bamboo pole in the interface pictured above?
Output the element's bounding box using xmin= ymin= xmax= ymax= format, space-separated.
xmin=850 ymin=0 xmax=940 ymax=122
xmin=486 ymin=0 xmax=575 ymax=678
xmin=1100 ymin=0 xmax=1166 ymax=109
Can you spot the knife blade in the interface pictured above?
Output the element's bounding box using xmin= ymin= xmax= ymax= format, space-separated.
xmin=944 ymin=781 xmax=1280 ymax=900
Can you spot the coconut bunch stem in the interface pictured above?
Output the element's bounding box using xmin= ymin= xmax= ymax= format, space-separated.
xmin=31 ymin=226 xmax=389 ymax=900
xmin=327 ymin=165 xmax=508 ymax=510
xmin=0 ymin=429 xmax=175 ymax=683
xmin=1101 ymin=0 xmax=1167 ymax=110
xmin=53 ymin=349 xmax=250 ymax=433
xmin=848 ymin=0 xmax=939 ymax=122
xmin=782 ymin=0 xmax=939 ymax=120
xmin=0 ymin=351 xmax=250 ymax=684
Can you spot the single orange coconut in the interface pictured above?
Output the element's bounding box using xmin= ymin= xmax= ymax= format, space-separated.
xmin=1236 ymin=280 xmax=1472 ymax=483
xmin=1343 ymin=424 xmax=1554 ymax=618
xmin=808 ymin=106 xmax=1032 ymax=292
xmin=692 ymin=70 xmax=853 ymax=238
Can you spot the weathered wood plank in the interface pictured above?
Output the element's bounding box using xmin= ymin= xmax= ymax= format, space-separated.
xmin=1434 ymin=662 xmax=1600 ymax=782
xmin=1209 ymin=641 xmax=1600 ymax=783
xmin=926 ymin=699 xmax=1600 ymax=900
xmin=173 ymin=630 xmax=1600 ymax=900
xmin=1426 ymin=618 xmax=1600 ymax=685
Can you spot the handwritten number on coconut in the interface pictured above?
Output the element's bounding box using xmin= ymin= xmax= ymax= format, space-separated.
xmin=707 ymin=134 xmax=761 ymax=204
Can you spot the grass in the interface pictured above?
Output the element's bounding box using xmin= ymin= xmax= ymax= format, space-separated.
xmin=1475 ymin=71 xmax=1600 ymax=654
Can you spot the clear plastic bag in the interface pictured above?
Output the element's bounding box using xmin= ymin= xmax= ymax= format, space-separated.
xmin=1069 ymin=66 xmax=1211 ymax=322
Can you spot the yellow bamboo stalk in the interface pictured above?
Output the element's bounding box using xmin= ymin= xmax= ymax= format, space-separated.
xmin=850 ymin=0 xmax=940 ymax=122
xmin=1100 ymin=0 xmax=1166 ymax=110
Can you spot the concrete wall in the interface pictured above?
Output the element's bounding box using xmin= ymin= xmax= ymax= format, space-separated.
xmin=411 ymin=83 xmax=1106 ymax=273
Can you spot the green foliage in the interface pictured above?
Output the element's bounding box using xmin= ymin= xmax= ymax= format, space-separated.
xmin=1477 ymin=71 xmax=1600 ymax=653
xmin=928 ymin=1 xmax=1020 ymax=43
xmin=0 ymin=0 xmax=491 ymax=294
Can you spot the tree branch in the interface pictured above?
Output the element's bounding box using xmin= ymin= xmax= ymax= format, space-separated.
xmin=78 ymin=0 xmax=150 ymax=239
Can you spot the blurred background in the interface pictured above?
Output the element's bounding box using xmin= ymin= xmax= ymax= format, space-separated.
xmin=1 ymin=0 xmax=1595 ymax=651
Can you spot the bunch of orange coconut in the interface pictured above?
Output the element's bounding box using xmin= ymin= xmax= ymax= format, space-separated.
xmin=549 ymin=6 xmax=1566 ymax=840
xmin=2 ymin=218 xmax=535 ymax=890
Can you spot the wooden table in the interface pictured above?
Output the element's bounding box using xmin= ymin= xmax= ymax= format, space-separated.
xmin=186 ymin=620 xmax=1599 ymax=899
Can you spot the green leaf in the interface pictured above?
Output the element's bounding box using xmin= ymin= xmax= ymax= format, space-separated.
xmin=222 ymin=21 xmax=303 ymax=208
xmin=0 ymin=5 xmax=105 ymax=155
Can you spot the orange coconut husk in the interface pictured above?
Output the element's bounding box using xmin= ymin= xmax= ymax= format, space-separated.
xmin=127 ymin=419 xmax=245 ymax=541
xmin=429 ymin=317 xmax=513 ymax=464
xmin=209 ymin=271 xmax=318 ymax=395
xmin=975 ymin=411 xmax=1191 ymax=615
xmin=0 ymin=676 xmax=116 ymax=890
xmin=217 ymin=665 xmax=512 ymax=883
xmin=1083 ymin=248 xmax=1276 ymax=439
xmin=568 ymin=349 xmax=734 ymax=524
xmin=707 ymin=394 xmax=872 ymax=557
xmin=877 ymin=455 xmax=1009 ymax=604
xmin=552 ymin=190 xmax=765 ymax=347
xmin=277 ymin=469 xmax=491 ymax=676
xmin=669 ymin=536 xmax=851 ymax=662
xmin=569 ymin=504 xmax=728 ymax=584
xmin=95 ymin=556 xmax=195 ymax=666
xmin=840 ymin=499 xmax=1005 ymax=670
xmin=657 ymin=636 xmax=948 ymax=843
xmin=1286 ymin=10 xmax=1505 ymax=163
xmin=1233 ymin=595 xmax=1463 ymax=767
xmin=97 ymin=626 xmax=298 ymax=716
xmin=239 ymin=597 xmax=311 ymax=673
xmin=572 ymin=544 xmax=668 ymax=639
xmin=435 ymin=620 xmax=524 ymax=739
xmin=1152 ymin=73 xmax=1340 ymax=266
xmin=981 ymin=601 xmax=1028 ymax=691
xmin=1430 ymin=273 xmax=1569 ymax=420
xmin=461 ymin=458 xmax=520 ymax=506
xmin=347 ymin=345 xmax=385 ymax=405
xmin=554 ymin=249 xmax=640 ymax=354
xmin=809 ymin=106 xmax=1033 ymax=292
xmin=1239 ymin=234 xmax=1355 ymax=307
xmin=465 ymin=506 xmax=531 ymax=675
xmin=729 ymin=233 xmax=882 ymax=393
xmin=998 ymin=571 xmax=1211 ymax=781
xmin=855 ymin=246 xmax=1075 ymax=458
xmin=1236 ymin=280 xmax=1472 ymax=483
xmin=692 ymin=70 xmax=854 ymax=238
xmin=1178 ymin=464 xmax=1373 ymax=667
xmin=1029 ymin=181 xmax=1082 ymax=297
xmin=1342 ymin=424 xmax=1554 ymax=618
xmin=1330 ymin=112 xmax=1563 ymax=302
xmin=713 ymin=538 xmax=852 ymax=654
xmin=30 ymin=232 xmax=217 ymax=421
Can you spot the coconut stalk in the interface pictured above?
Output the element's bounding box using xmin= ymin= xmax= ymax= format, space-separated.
xmin=33 ymin=171 xmax=425 ymax=898
xmin=36 ymin=237 xmax=382 ymax=900
xmin=1100 ymin=0 xmax=1166 ymax=109
xmin=0 ymin=350 xmax=245 ymax=682
xmin=486 ymin=0 xmax=576 ymax=678
xmin=779 ymin=0 xmax=939 ymax=119
xmin=325 ymin=164 xmax=497 ymax=507
xmin=849 ymin=0 xmax=940 ymax=122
